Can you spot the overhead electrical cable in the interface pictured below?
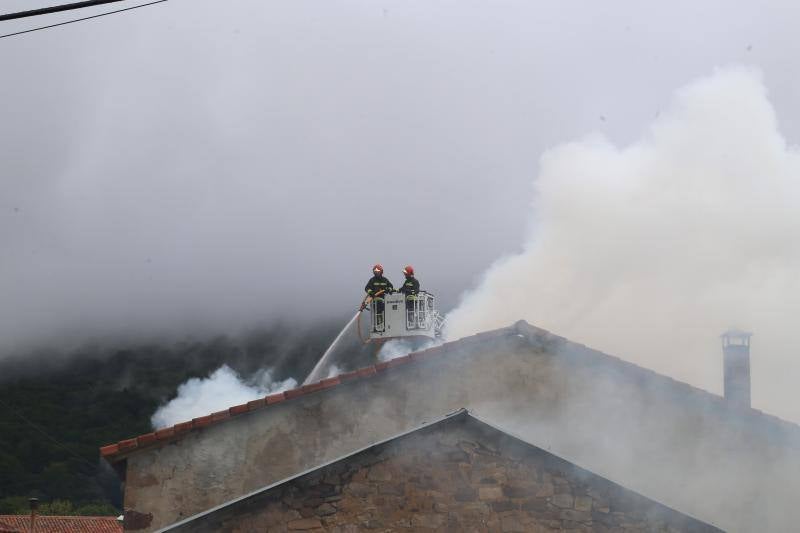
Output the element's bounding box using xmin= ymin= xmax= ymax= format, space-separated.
xmin=1 ymin=0 xmax=131 ymax=22
xmin=0 ymin=0 xmax=168 ymax=39
xmin=0 ymin=396 xmax=98 ymax=470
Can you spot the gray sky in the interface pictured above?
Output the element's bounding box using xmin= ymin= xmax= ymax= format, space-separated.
xmin=2 ymin=0 xmax=799 ymax=351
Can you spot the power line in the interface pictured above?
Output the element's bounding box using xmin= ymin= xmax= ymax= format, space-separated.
xmin=1 ymin=0 xmax=129 ymax=22
xmin=0 ymin=396 xmax=97 ymax=471
xmin=0 ymin=0 xmax=168 ymax=40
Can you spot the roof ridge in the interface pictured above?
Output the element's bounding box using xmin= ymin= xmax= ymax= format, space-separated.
xmin=513 ymin=321 xmax=800 ymax=436
xmin=100 ymin=326 xmax=515 ymax=460
xmin=100 ymin=320 xmax=800 ymax=461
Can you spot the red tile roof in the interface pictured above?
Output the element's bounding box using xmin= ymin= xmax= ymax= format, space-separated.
xmin=99 ymin=320 xmax=800 ymax=461
xmin=99 ymin=327 xmax=514 ymax=460
xmin=0 ymin=516 xmax=121 ymax=533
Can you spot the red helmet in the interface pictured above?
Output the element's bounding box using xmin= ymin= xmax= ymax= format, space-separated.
xmin=373 ymin=264 xmax=384 ymax=274
xmin=403 ymin=265 xmax=414 ymax=276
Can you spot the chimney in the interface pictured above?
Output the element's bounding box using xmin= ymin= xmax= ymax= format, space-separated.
xmin=28 ymin=498 xmax=38 ymax=533
xmin=721 ymin=329 xmax=752 ymax=408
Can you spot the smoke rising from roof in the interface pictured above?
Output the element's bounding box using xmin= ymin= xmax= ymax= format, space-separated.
xmin=447 ymin=67 xmax=800 ymax=423
xmin=376 ymin=337 xmax=441 ymax=362
xmin=151 ymin=364 xmax=296 ymax=429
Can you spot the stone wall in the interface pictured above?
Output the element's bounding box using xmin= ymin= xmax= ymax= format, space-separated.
xmin=179 ymin=415 xmax=718 ymax=533
xmin=118 ymin=323 xmax=800 ymax=532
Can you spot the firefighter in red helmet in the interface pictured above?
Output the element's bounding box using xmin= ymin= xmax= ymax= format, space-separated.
xmin=364 ymin=264 xmax=393 ymax=331
xmin=398 ymin=265 xmax=419 ymax=296
xmin=398 ymin=265 xmax=421 ymax=325
xmin=365 ymin=264 xmax=393 ymax=297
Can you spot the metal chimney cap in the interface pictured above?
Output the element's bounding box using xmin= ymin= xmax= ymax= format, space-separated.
xmin=720 ymin=329 xmax=753 ymax=339
xmin=28 ymin=497 xmax=39 ymax=510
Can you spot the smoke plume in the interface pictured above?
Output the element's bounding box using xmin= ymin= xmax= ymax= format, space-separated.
xmin=446 ymin=67 xmax=800 ymax=423
xmin=151 ymin=365 xmax=297 ymax=429
xmin=377 ymin=338 xmax=441 ymax=362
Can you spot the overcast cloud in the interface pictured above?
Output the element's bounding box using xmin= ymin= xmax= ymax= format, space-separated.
xmin=2 ymin=1 xmax=799 ymax=356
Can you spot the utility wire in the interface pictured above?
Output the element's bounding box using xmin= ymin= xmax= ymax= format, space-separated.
xmin=0 ymin=0 xmax=168 ymax=39
xmin=0 ymin=476 xmax=50 ymax=494
xmin=1 ymin=0 xmax=129 ymax=22
xmin=0 ymin=396 xmax=97 ymax=470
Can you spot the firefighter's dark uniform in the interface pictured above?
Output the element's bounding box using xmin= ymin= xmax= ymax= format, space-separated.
xmin=365 ymin=275 xmax=394 ymax=330
xmin=399 ymin=276 xmax=420 ymax=325
xmin=398 ymin=276 xmax=419 ymax=296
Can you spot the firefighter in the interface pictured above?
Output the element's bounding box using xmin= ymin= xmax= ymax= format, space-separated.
xmin=398 ymin=265 xmax=419 ymax=296
xmin=398 ymin=265 xmax=420 ymax=326
xmin=364 ymin=264 xmax=393 ymax=331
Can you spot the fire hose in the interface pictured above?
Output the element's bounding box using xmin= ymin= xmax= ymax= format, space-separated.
xmin=356 ymin=289 xmax=386 ymax=344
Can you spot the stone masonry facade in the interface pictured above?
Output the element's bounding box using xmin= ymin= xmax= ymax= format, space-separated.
xmin=180 ymin=414 xmax=719 ymax=533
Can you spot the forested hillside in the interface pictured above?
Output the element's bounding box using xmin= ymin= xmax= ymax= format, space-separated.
xmin=0 ymin=319 xmax=345 ymax=515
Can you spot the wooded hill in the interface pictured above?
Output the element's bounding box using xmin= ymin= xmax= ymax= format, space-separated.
xmin=0 ymin=319 xmax=348 ymax=515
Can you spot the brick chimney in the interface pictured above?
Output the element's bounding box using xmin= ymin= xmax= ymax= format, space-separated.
xmin=721 ymin=329 xmax=752 ymax=408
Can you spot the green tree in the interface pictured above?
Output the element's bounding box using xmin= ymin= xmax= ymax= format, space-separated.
xmin=75 ymin=501 xmax=119 ymax=516
xmin=39 ymin=499 xmax=73 ymax=515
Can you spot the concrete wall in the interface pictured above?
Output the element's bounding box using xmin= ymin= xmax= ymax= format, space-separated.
xmin=176 ymin=414 xmax=720 ymax=532
xmin=121 ymin=323 xmax=800 ymax=532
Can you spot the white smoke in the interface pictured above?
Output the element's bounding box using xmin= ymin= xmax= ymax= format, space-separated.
xmin=446 ymin=66 xmax=800 ymax=423
xmin=376 ymin=338 xmax=441 ymax=362
xmin=151 ymin=365 xmax=297 ymax=429
xmin=325 ymin=364 xmax=343 ymax=378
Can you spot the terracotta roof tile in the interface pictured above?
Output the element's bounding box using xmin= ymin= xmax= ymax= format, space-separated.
xmin=0 ymin=515 xmax=121 ymax=532
xmin=319 ymin=376 xmax=341 ymax=389
xmin=173 ymin=421 xmax=192 ymax=434
xmin=375 ymin=354 xmax=412 ymax=372
xmin=299 ymin=382 xmax=325 ymax=395
xmin=137 ymin=433 xmax=157 ymax=447
xmin=246 ymin=398 xmax=265 ymax=410
xmin=117 ymin=438 xmax=137 ymax=452
xmin=338 ymin=370 xmax=360 ymax=381
xmin=385 ymin=354 xmax=412 ymax=368
xmin=99 ymin=443 xmax=119 ymax=457
xmin=211 ymin=410 xmax=230 ymax=423
xmin=229 ymin=403 xmax=249 ymax=416
xmin=191 ymin=415 xmax=212 ymax=429
xmin=0 ymin=517 xmax=15 ymax=533
xmin=154 ymin=426 xmax=175 ymax=440
xmin=100 ymin=321 xmax=800 ymax=462
xmin=97 ymin=332 xmax=468 ymax=461
xmin=283 ymin=388 xmax=305 ymax=400
xmin=265 ymin=392 xmax=285 ymax=405
xmin=356 ymin=366 xmax=377 ymax=378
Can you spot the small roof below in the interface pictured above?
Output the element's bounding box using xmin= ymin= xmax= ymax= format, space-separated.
xmin=0 ymin=515 xmax=121 ymax=533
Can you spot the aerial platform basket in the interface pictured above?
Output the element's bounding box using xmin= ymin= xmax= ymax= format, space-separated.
xmin=367 ymin=291 xmax=444 ymax=341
